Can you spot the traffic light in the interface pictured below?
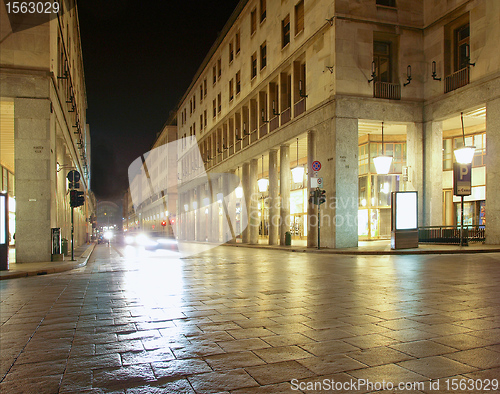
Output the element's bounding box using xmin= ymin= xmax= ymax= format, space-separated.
xmin=161 ymin=220 xmax=167 ymax=227
xmin=319 ymin=189 xmax=326 ymax=205
xmin=70 ymin=190 xmax=85 ymax=208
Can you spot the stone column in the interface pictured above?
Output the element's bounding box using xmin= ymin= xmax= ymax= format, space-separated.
xmin=268 ymin=149 xmax=279 ymax=245
xmin=406 ymin=122 xmax=424 ymax=227
xmin=316 ymin=116 xmax=358 ymax=248
xmin=209 ymin=175 xmax=220 ymax=243
xmin=196 ymin=184 xmax=204 ymax=241
xmin=423 ymin=121 xmax=443 ymax=226
xmin=223 ymin=169 xmax=236 ymax=243
xmin=15 ymin=98 xmax=53 ymax=262
xmin=486 ymin=98 xmax=500 ymax=244
xmin=249 ymin=158 xmax=259 ymax=244
xmin=307 ymin=130 xmax=318 ymax=248
xmin=242 ymin=162 xmax=250 ymax=243
xmin=280 ymin=144 xmax=290 ymax=245
xmin=188 ymin=189 xmax=195 ymax=241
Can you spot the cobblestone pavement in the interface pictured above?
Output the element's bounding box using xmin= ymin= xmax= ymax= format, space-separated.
xmin=1 ymin=245 xmax=500 ymax=393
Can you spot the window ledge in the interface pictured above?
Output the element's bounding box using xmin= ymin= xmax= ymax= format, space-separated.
xmin=295 ymin=29 xmax=304 ymax=38
xmin=281 ymin=42 xmax=290 ymax=51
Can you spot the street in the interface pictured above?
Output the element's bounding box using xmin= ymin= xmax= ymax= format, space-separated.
xmin=1 ymin=245 xmax=500 ymax=393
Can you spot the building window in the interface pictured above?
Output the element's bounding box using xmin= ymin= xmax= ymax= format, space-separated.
xmin=229 ymin=41 xmax=234 ymax=63
xmin=376 ymin=0 xmax=396 ymax=6
xmin=190 ymin=99 xmax=192 ymax=114
xmin=251 ymin=53 xmax=257 ymax=79
xmin=260 ymin=41 xmax=267 ymax=69
xmin=455 ymin=24 xmax=470 ymax=72
xmin=204 ymin=110 xmax=207 ymax=128
xmin=213 ymin=64 xmax=217 ymax=84
xmin=295 ymin=0 xmax=304 ymax=36
xmin=373 ymin=41 xmax=392 ymax=83
xmin=229 ymin=79 xmax=234 ymax=102
xmin=251 ymin=8 xmax=257 ymax=35
xmin=217 ymin=58 xmax=221 ymax=79
xmin=200 ymin=114 xmax=203 ymax=130
xmin=204 ymin=78 xmax=207 ymax=97
xmin=193 ymin=94 xmax=196 ymax=111
xmin=218 ymin=93 xmax=221 ymax=113
xmin=236 ymin=71 xmax=241 ymax=94
xmin=235 ymin=31 xmax=240 ymax=54
xmin=213 ymin=99 xmax=216 ymax=118
xmin=260 ymin=0 xmax=266 ymax=23
xmin=282 ymin=15 xmax=290 ymax=48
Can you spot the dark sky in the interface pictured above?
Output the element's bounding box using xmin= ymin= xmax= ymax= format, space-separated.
xmin=78 ymin=0 xmax=239 ymax=201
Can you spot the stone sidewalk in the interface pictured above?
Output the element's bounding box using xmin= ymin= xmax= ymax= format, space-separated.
xmin=0 ymin=243 xmax=96 ymax=280
xmin=1 ymin=245 xmax=499 ymax=393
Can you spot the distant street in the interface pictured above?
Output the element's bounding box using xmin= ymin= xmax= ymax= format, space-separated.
xmin=1 ymin=245 xmax=500 ymax=393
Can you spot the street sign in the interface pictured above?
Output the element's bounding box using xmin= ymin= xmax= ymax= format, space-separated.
xmin=453 ymin=162 xmax=471 ymax=196
xmin=312 ymin=161 xmax=321 ymax=172
xmin=317 ymin=177 xmax=323 ymax=186
xmin=67 ymin=170 xmax=80 ymax=183
xmin=311 ymin=177 xmax=319 ymax=188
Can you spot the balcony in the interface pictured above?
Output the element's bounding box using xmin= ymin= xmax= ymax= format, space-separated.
xmin=281 ymin=107 xmax=291 ymax=125
xmin=445 ymin=67 xmax=469 ymax=93
xmin=373 ymin=82 xmax=401 ymax=100
xmin=294 ymin=98 xmax=306 ymax=117
xmin=269 ymin=115 xmax=279 ymax=132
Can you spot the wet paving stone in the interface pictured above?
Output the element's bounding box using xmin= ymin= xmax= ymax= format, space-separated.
xmin=1 ymin=245 xmax=500 ymax=392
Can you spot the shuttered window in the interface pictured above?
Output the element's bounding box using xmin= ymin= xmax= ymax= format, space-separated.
xmin=295 ymin=0 xmax=304 ymax=35
xmin=282 ymin=15 xmax=290 ymax=48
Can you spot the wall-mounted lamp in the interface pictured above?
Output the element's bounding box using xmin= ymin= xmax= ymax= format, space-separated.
xmin=403 ymin=65 xmax=412 ymax=87
xmin=261 ymin=109 xmax=269 ymax=123
xmin=465 ymin=44 xmax=475 ymax=67
xmin=299 ymin=80 xmax=308 ymax=98
xmin=367 ymin=61 xmax=376 ymax=83
xmin=431 ymin=61 xmax=441 ymax=81
xmin=272 ymin=100 xmax=280 ymax=116
xmin=243 ymin=122 xmax=251 ymax=136
xmin=325 ymin=66 xmax=334 ymax=73
xmin=235 ymin=128 xmax=243 ymax=141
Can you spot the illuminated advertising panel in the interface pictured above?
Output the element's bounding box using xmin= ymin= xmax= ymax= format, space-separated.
xmin=395 ymin=191 xmax=417 ymax=230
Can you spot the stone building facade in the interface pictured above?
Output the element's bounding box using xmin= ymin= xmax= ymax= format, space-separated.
xmin=144 ymin=0 xmax=500 ymax=248
xmin=0 ymin=0 xmax=93 ymax=262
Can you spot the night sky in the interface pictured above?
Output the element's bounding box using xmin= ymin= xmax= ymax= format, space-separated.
xmin=78 ymin=1 xmax=239 ymax=201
